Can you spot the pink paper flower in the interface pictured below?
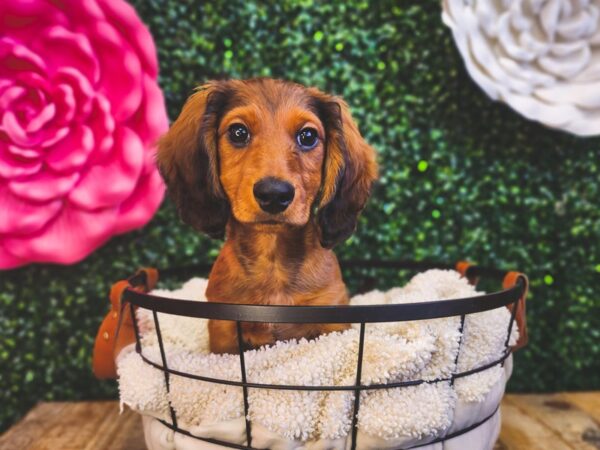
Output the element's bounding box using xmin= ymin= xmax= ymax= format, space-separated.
xmin=0 ymin=0 xmax=168 ymax=269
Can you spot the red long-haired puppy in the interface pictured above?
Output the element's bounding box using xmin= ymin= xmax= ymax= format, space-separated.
xmin=157 ymin=78 xmax=377 ymax=354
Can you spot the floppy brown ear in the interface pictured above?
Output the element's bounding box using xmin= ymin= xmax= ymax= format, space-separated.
xmin=157 ymin=82 xmax=233 ymax=239
xmin=310 ymin=91 xmax=378 ymax=248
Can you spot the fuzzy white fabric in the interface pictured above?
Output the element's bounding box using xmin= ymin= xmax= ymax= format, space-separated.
xmin=118 ymin=270 xmax=517 ymax=450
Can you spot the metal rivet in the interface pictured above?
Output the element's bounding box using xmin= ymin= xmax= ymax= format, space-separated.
xmin=102 ymin=332 xmax=109 ymax=340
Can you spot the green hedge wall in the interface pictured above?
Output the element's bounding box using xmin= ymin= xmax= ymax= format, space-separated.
xmin=1 ymin=0 xmax=599 ymax=432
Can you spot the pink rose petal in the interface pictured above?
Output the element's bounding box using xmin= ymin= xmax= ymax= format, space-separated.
xmin=91 ymin=21 xmax=142 ymax=121
xmin=1 ymin=110 xmax=35 ymax=147
xmin=73 ymin=0 xmax=106 ymax=21
xmin=0 ymin=2 xmax=68 ymax=41
xmin=39 ymin=126 xmax=69 ymax=148
xmin=128 ymin=74 xmax=169 ymax=150
xmin=98 ymin=0 xmax=159 ymax=77
xmin=10 ymin=85 xmax=45 ymax=115
xmin=6 ymin=144 xmax=42 ymax=160
xmin=13 ymin=70 xmax=50 ymax=92
xmin=69 ymin=126 xmax=143 ymax=209
xmin=113 ymin=168 xmax=164 ymax=234
xmin=26 ymin=103 xmax=55 ymax=133
xmin=0 ymin=186 xmax=62 ymax=234
xmin=9 ymin=171 xmax=79 ymax=202
xmin=0 ymin=85 xmax=26 ymax=109
xmin=3 ymin=204 xmax=118 ymax=265
xmin=53 ymin=67 xmax=95 ymax=117
xmin=0 ymin=242 xmax=26 ymax=270
xmin=0 ymin=147 xmax=41 ymax=178
xmin=0 ymin=80 xmax=12 ymax=93
xmin=0 ymin=37 xmax=46 ymax=77
xmin=33 ymin=26 xmax=100 ymax=84
xmin=45 ymin=125 xmax=94 ymax=173
xmin=0 ymin=160 xmax=42 ymax=178
xmin=87 ymin=95 xmax=115 ymax=163
xmin=52 ymin=83 xmax=76 ymax=124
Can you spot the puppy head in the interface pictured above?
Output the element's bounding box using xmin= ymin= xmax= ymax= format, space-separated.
xmin=157 ymin=78 xmax=377 ymax=246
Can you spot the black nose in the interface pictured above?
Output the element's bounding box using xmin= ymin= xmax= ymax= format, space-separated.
xmin=253 ymin=177 xmax=295 ymax=214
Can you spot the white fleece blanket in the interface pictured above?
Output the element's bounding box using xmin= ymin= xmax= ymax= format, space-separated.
xmin=118 ymin=270 xmax=517 ymax=449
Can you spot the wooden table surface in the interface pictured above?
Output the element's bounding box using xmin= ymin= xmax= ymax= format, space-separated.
xmin=1 ymin=393 xmax=599 ymax=449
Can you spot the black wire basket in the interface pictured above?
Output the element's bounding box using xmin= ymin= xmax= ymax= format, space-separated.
xmin=115 ymin=260 xmax=528 ymax=450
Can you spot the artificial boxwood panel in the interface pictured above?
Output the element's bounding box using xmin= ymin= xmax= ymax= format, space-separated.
xmin=1 ymin=0 xmax=599 ymax=432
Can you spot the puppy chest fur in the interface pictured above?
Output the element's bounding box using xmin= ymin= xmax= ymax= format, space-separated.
xmin=206 ymin=222 xmax=347 ymax=306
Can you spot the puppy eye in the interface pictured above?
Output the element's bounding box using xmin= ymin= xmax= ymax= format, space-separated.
xmin=296 ymin=127 xmax=319 ymax=151
xmin=228 ymin=123 xmax=250 ymax=146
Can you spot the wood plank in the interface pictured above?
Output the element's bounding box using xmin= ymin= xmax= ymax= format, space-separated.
xmin=496 ymin=396 xmax=575 ymax=450
xmin=86 ymin=404 xmax=145 ymax=450
xmin=561 ymin=392 xmax=600 ymax=419
xmin=33 ymin=402 xmax=113 ymax=450
xmin=504 ymin=393 xmax=600 ymax=450
xmin=0 ymin=402 xmax=144 ymax=450
xmin=0 ymin=403 xmax=69 ymax=450
xmin=2 ymin=395 xmax=600 ymax=450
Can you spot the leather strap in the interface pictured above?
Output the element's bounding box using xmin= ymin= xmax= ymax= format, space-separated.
xmin=502 ymin=271 xmax=529 ymax=351
xmin=92 ymin=268 xmax=158 ymax=379
xmin=455 ymin=260 xmax=479 ymax=285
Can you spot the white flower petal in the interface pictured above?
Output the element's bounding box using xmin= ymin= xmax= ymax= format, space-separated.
xmin=498 ymin=57 xmax=555 ymax=85
xmin=540 ymin=0 xmax=561 ymax=39
xmin=535 ymin=80 xmax=600 ymax=107
xmin=557 ymin=5 xmax=599 ymax=40
xmin=572 ymin=52 xmax=600 ymax=81
xmin=497 ymin=13 xmax=538 ymax=61
xmin=442 ymin=0 xmax=600 ymax=136
xmin=539 ymin=44 xmax=590 ymax=78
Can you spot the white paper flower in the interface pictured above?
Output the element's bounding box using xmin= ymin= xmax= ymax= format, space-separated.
xmin=443 ymin=0 xmax=600 ymax=136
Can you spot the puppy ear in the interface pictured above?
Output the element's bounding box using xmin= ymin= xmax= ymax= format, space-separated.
xmin=310 ymin=91 xmax=378 ymax=248
xmin=157 ymin=82 xmax=233 ymax=239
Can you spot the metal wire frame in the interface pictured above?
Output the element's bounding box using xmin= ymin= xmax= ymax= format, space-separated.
xmin=121 ymin=261 xmax=526 ymax=450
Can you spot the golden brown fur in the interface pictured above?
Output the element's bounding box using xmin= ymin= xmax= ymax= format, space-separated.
xmin=157 ymin=78 xmax=377 ymax=353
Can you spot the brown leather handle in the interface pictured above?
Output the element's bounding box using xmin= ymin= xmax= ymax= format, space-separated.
xmin=92 ymin=268 xmax=158 ymax=379
xmin=502 ymin=271 xmax=529 ymax=351
xmin=456 ymin=261 xmax=529 ymax=351
xmin=455 ymin=260 xmax=479 ymax=286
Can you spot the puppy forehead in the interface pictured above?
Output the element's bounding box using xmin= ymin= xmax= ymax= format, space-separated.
xmin=218 ymin=81 xmax=323 ymax=131
xmin=239 ymin=78 xmax=309 ymax=110
xmin=220 ymin=105 xmax=322 ymax=131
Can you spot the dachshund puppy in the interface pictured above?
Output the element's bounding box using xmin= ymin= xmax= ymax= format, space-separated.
xmin=158 ymin=78 xmax=377 ymax=353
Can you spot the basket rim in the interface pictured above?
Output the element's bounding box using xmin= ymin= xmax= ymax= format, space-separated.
xmin=121 ymin=260 xmax=527 ymax=323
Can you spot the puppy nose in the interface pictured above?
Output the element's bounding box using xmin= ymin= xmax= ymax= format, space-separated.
xmin=253 ymin=177 xmax=295 ymax=214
